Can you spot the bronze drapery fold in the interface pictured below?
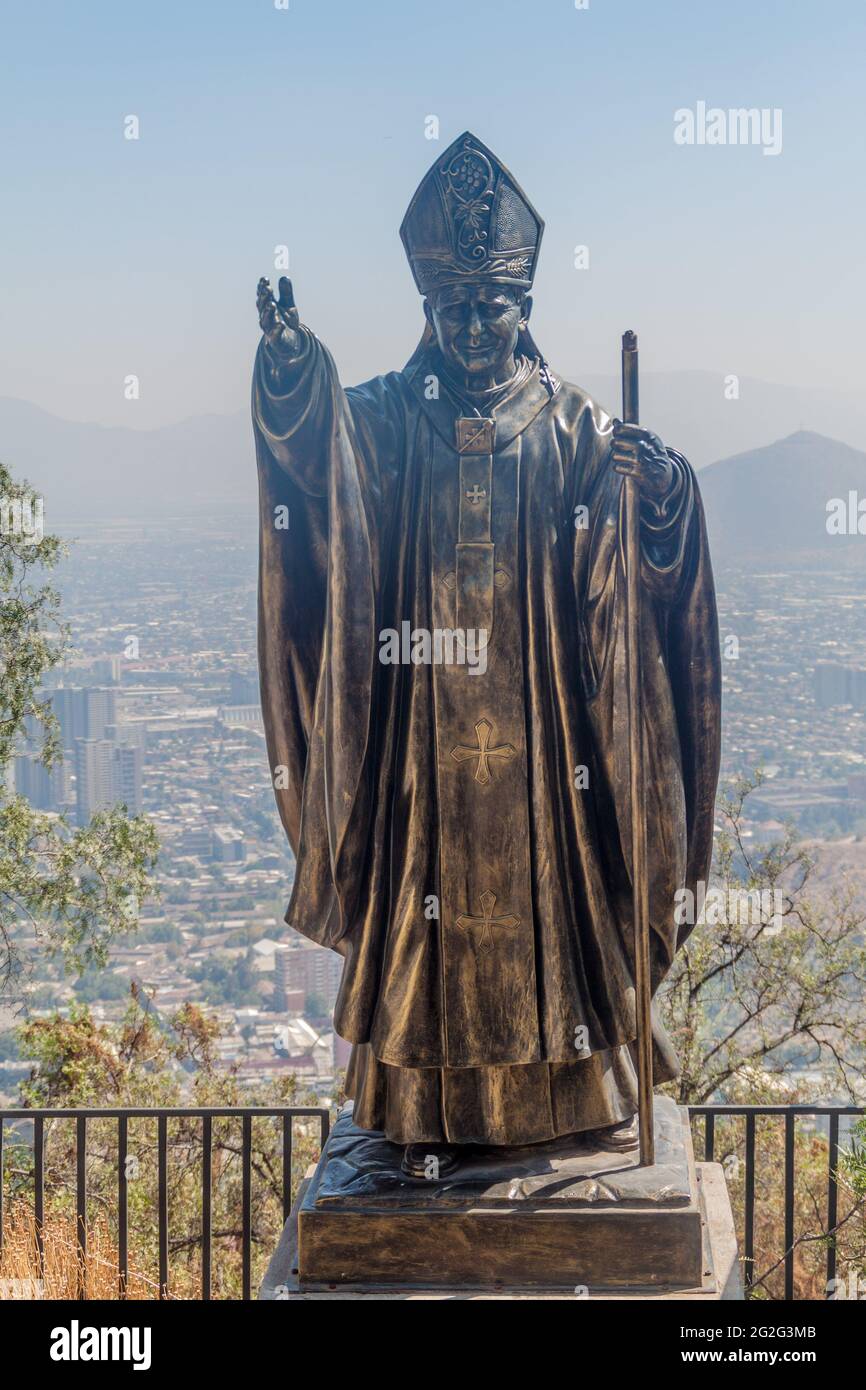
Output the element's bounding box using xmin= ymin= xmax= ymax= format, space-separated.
xmin=252 ymin=328 xmax=720 ymax=1143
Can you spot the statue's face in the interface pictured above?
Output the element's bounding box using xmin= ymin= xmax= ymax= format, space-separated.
xmin=425 ymin=283 xmax=528 ymax=380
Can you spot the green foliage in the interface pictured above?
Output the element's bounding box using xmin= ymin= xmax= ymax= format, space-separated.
xmin=659 ymin=772 xmax=866 ymax=1107
xmin=0 ymin=461 xmax=158 ymax=998
xmin=845 ymin=1118 xmax=866 ymax=1205
xmin=658 ymin=773 xmax=866 ymax=1297
xmin=0 ymin=466 xmax=64 ymax=774
xmin=10 ymin=991 xmax=326 ymax=1298
xmin=695 ymin=1111 xmax=865 ymax=1299
xmin=188 ymin=949 xmax=259 ymax=1006
xmin=73 ymin=969 xmax=132 ymax=1002
xmin=130 ymin=921 xmax=183 ymax=945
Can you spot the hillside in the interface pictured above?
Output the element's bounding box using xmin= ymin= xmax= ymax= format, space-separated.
xmin=698 ymin=431 xmax=866 ymax=564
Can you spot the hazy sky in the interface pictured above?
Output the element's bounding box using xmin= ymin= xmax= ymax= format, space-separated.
xmin=2 ymin=0 xmax=864 ymax=428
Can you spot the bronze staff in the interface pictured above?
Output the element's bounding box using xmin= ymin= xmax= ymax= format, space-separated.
xmin=621 ymin=329 xmax=654 ymax=1166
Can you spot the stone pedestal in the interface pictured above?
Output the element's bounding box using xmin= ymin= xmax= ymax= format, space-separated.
xmin=261 ymin=1096 xmax=742 ymax=1300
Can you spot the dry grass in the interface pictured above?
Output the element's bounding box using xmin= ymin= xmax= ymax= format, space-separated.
xmin=0 ymin=1203 xmax=172 ymax=1300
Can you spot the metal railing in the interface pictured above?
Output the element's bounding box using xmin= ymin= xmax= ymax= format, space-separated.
xmin=689 ymin=1104 xmax=866 ymax=1300
xmin=2 ymin=1102 xmax=864 ymax=1299
xmin=0 ymin=1106 xmax=330 ymax=1300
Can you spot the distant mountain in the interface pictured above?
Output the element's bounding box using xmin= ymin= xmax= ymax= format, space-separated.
xmin=698 ymin=431 xmax=866 ymax=564
xmin=0 ymin=397 xmax=253 ymax=526
xmin=2 ymin=385 xmax=866 ymax=547
xmin=572 ymin=370 xmax=866 ymax=469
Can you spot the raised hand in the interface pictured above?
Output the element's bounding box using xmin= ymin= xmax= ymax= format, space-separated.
xmin=256 ymin=275 xmax=301 ymax=358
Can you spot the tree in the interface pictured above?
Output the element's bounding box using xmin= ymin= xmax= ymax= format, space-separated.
xmin=3 ymin=990 xmax=325 ymax=1298
xmin=658 ymin=773 xmax=866 ymax=1298
xmin=304 ymin=991 xmax=328 ymax=1022
xmin=660 ymin=772 xmax=866 ymax=1107
xmin=189 ymin=951 xmax=259 ymax=1007
xmin=0 ymin=462 xmax=158 ymax=1000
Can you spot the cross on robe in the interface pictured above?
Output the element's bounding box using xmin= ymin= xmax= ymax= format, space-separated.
xmin=450 ymin=718 xmax=516 ymax=784
xmin=455 ymin=890 xmax=521 ymax=953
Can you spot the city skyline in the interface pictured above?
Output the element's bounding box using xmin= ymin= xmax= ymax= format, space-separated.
xmin=5 ymin=510 xmax=865 ymax=1107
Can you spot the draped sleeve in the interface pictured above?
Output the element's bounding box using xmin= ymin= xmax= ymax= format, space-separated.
xmin=570 ymin=396 xmax=721 ymax=989
xmin=251 ymin=330 xmax=405 ymax=942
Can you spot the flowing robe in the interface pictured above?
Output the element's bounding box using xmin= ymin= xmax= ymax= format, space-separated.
xmin=252 ymin=326 xmax=721 ymax=1145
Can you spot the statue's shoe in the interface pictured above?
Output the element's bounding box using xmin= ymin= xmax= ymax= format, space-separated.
xmin=401 ymin=1141 xmax=462 ymax=1180
xmin=584 ymin=1114 xmax=639 ymax=1153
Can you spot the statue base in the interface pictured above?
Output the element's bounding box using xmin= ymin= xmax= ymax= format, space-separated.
xmin=261 ymin=1096 xmax=742 ymax=1299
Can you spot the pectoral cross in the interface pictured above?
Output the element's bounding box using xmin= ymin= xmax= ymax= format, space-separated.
xmin=450 ymin=718 xmax=516 ymax=785
xmin=455 ymin=418 xmax=495 ymax=455
xmin=455 ymin=889 xmax=520 ymax=953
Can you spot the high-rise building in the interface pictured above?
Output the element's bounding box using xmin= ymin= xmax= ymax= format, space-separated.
xmin=113 ymin=742 xmax=143 ymax=813
xmin=813 ymin=662 xmax=866 ymax=711
xmin=13 ymin=753 xmax=70 ymax=811
xmin=851 ymin=668 xmax=866 ymax=712
xmin=75 ymin=736 xmax=142 ymax=823
xmin=50 ymin=686 xmax=118 ymax=750
xmin=75 ymin=739 xmax=115 ymax=821
xmin=48 ymin=688 xmax=85 ymax=748
xmin=178 ymin=827 xmax=214 ymax=859
xmin=274 ymin=940 xmax=342 ymax=1014
xmin=88 ymin=656 xmax=122 ymax=684
xmin=212 ymin=825 xmax=244 ymax=861
xmin=272 ymin=950 xmax=306 ymax=1014
xmin=84 ymin=687 xmax=118 ymax=740
xmin=228 ymin=670 xmax=260 ymax=705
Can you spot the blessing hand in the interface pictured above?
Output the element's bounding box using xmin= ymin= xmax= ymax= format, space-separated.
xmin=257 ymin=276 xmax=302 ymax=358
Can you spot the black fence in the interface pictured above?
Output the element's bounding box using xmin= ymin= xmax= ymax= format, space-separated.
xmin=0 ymin=1106 xmax=329 ymax=1300
xmin=1 ymin=1102 xmax=863 ymax=1299
xmin=690 ymin=1103 xmax=865 ymax=1300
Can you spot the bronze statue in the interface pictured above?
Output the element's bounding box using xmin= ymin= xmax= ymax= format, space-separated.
xmin=252 ymin=132 xmax=721 ymax=1180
